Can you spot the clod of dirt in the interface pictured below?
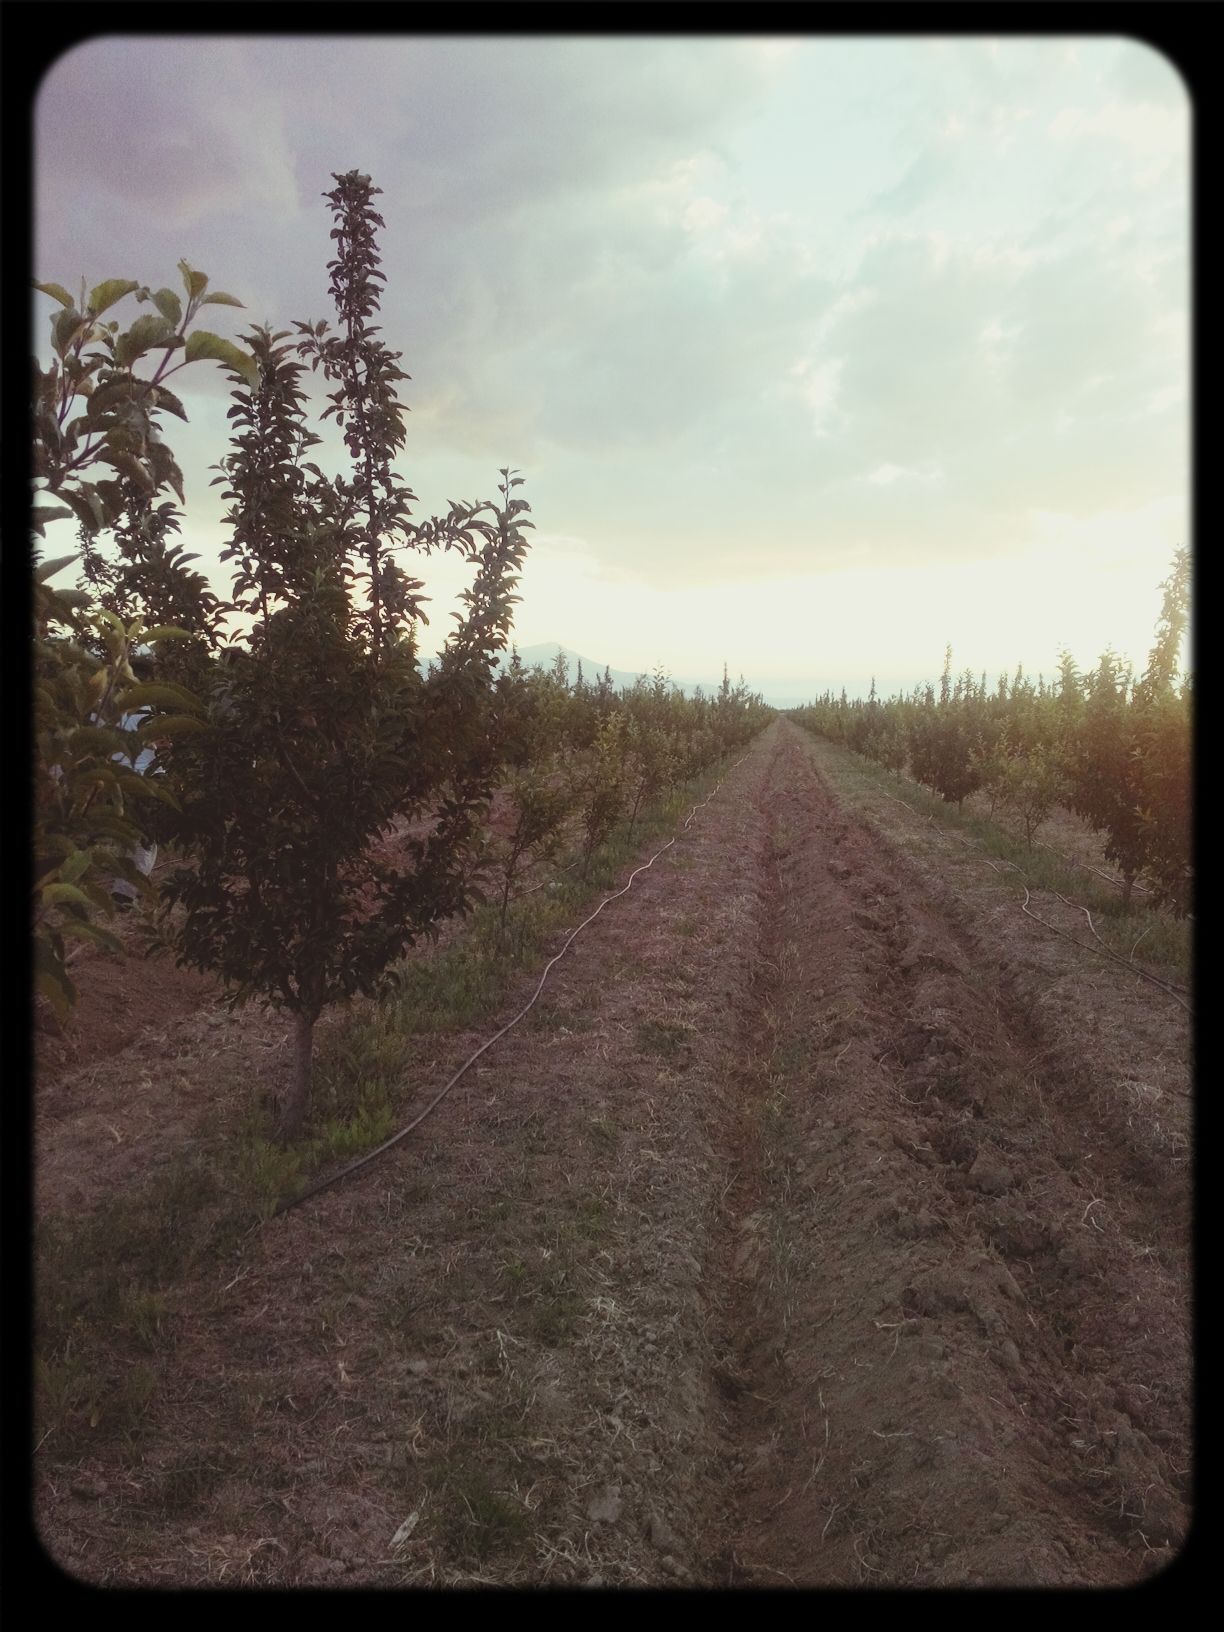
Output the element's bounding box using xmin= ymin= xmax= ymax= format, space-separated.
xmin=968 ymin=1149 xmax=1015 ymax=1195
xmin=587 ymin=1484 xmax=624 ymax=1524
xmin=647 ymin=1512 xmax=680 ymax=1552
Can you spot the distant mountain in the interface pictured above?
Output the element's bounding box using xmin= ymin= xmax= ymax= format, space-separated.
xmin=501 ymin=643 xmax=810 ymax=705
xmin=431 ymin=641 xmax=833 ymax=708
xmin=505 ymin=643 xmax=664 ymax=693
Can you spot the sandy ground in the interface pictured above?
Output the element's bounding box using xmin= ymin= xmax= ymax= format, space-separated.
xmin=33 ymin=720 xmax=1191 ymax=1586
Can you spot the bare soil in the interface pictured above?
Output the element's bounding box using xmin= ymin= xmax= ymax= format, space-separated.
xmin=32 ymin=720 xmax=1192 ymax=1586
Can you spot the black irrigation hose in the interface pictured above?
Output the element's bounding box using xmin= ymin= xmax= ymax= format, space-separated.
xmin=274 ymin=756 xmax=749 ymax=1217
xmin=1035 ymin=840 xmax=1154 ymax=898
xmin=1026 ymin=889 xmax=1191 ymax=1012
xmin=868 ymin=783 xmax=1192 ymax=1015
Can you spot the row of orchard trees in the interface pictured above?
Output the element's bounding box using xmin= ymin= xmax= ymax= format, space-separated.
xmin=791 ymin=550 xmax=1191 ymax=917
xmin=32 ymin=170 xmax=771 ymax=1140
xmin=485 ymin=653 xmax=772 ymax=925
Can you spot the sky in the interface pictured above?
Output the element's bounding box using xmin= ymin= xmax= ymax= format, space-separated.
xmin=34 ymin=33 xmax=1190 ymax=704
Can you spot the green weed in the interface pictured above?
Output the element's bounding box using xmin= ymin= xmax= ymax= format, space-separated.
xmin=437 ymin=1468 xmax=530 ymax=1563
xmin=636 ymin=1017 xmax=692 ymax=1062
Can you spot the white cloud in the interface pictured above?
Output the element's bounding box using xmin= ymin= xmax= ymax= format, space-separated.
xmin=1048 ymin=99 xmax=1185 ymax=159
xmin=682 ymin=196 xmax=730 ymax=234
xmin=38 ymin=38 xmax=303 ymax=228
xmin=968 ymin=242 xmax=1043 ymax=276
xmin=865 ymin=461 xmax=944 ymax=488
xmin=1145 ymin=384 xmax=1185 ymax=417
xmin=745 ymin=38 xmax=803 ymax=65
xmin=989 ymin=104 xmax=1033 ymax=151
xmin=1133 ymin=160 xmax=1176 ymax=192
xmin=789 ymin=358 xmax=844 ymax=435
xmin=977 ymin=318 xmax=1023 ymax=378
xmin=33 ymin=35 xmax=1188 ymax=681
xmin=1151 ymin=310 xmax=1186 ymax=343
xmin=1133 ymin=247 xmax=1181 ymax=287
xmin=814 ymin=288 xmax=878 ymax=342
xmin=713 ymin=215 xmax=767 ymax=261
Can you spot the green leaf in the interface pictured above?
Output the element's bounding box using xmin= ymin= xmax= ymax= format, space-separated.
xmin=142 ymin=625 xmax=192 ymax=642
xmin=147 ymin=443 xmax=186 ymax=504
xmin=61 ymin=487 xmax=106 ymax=534
xmin=128 ymin=776 xmax=180 ymax=810
xmin=34 ymin=280 xmax=74 ymax=309
xmin=200 ymin=292 xmax=245 ymax=308
xmin=61 ymin=850 xmax=93 ymax=885
xmin=184 ymin=330 xmax=258 ymax=384
xmin=87 ymin=377 xmax=146 ymax=421
xmin=98 ymin=449 xmax=157 ymax=491
xmin=88 ymin=278 xmax=140 ymax=316
xmin=140 ymin=713 xmax=211 ymax=738
xmin=114 ymin=314 xmax=182 ymax=367
xmin=52 ymin=307 xmax=88 ymax=358
xmin=61 ymin=918 xmax=124 ymax=955
xmin=151 ymin=287 xmax=183 ymax=327
xmin=67 ymin=722 xmax=125 ymax=755
xmin=102 ymin=420 xmax=140 ymax=456
xmin=149 ymin=384 xmax=188 ymax=422
xmin=116 ymin=680 xmax=204 ymax=712
xmin=35 ymin=968 xmax=75 ymax=1020
xmin=35 ymin=553 xmax=79 ymax=582
xmin=41 ymin=880 xmax=95 ymax=910
xmin=178 ymin=259 xmax=209 ymax=300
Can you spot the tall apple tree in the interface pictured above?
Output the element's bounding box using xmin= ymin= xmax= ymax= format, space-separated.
xmin=159 ymin=173 xmax=532 ymax=1139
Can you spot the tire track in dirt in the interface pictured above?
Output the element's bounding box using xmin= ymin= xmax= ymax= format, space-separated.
xmin=707 ymin=722 xmax=1189 ymax=1586
xmin=703 ymin=730 xmax=790 ymax=1583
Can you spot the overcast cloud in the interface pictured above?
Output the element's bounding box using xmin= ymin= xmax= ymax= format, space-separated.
xmin=35 ymin=34 xmax=1189 ymax=696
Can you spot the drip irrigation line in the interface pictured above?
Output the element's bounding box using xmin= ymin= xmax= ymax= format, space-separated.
xmin=1046 ymin=889 xmax=1190 ymax=1001
xmin=877 ymin=783 xmax=1158 ymax=903
xmin=274 ymin=756 xmax=749 ymax=1217
xmin=876 ymin=787 xmax=936 ymax=827
xmin=1035 ymin=841 xmax=1153 ymax=897
xmin=516 ymin=858 xmax=578 ymax=899
xmin=1020 ymin=887 xmax=1191 ymax=1015
xmin=865 ymin=781 xmax=1191 ymax=1015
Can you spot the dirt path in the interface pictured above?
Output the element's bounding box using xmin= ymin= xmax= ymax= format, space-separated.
xmin=706 ymin=723 xmax=1189 ymax=1585
xmin=34 ymin=721 xmax=1190 ymax=1586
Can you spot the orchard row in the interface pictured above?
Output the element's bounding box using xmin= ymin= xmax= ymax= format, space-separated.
xmin=790 ymin=553 xmax=1191 ymax=917
xmin=32 ymin=169 xmax=771 ymax=1140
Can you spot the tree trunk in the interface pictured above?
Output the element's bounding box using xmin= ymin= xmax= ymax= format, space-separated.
xmin=1121 ymin=872 xmax=1135 ymax=911
xmin=500 ymin=838 xmax=529 ymax=934
xmin=278 ymin=1008 xmax=318 ymax=1143
xmin=499 ymin=867 xmax=515 ymax=934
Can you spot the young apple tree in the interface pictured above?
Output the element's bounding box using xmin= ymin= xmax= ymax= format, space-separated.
xmin=32 ymin=268 xmax=254 ymax=1016
xmin=158 ymin=173 xmax=531 ymax=1140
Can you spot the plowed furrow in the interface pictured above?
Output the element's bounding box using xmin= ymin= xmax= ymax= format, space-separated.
xmin=708 ymin=723 xmax=1188 ymax=1586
